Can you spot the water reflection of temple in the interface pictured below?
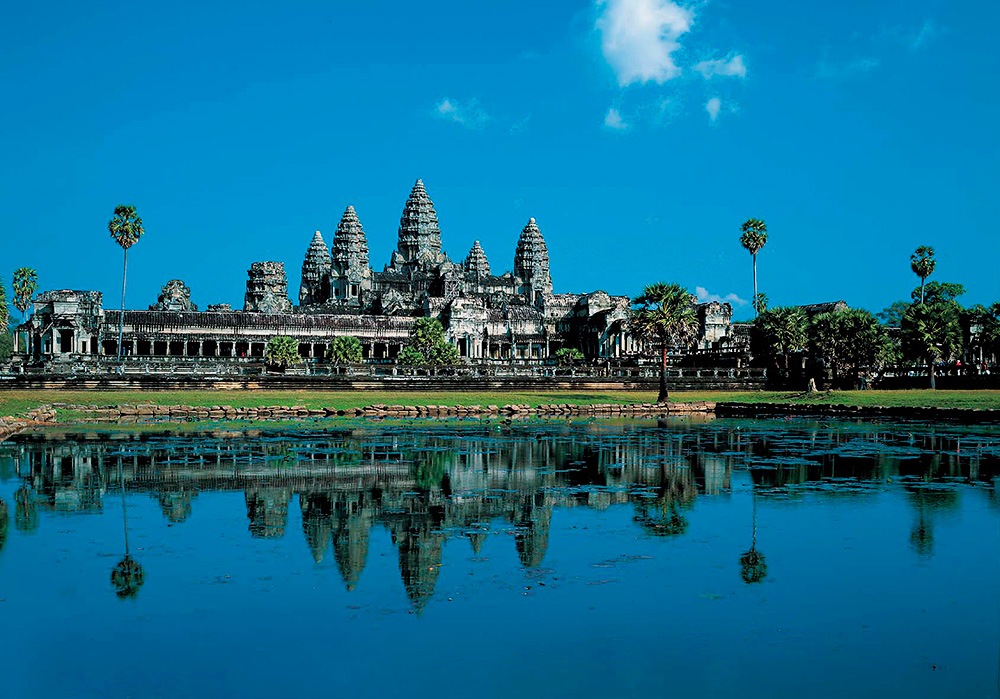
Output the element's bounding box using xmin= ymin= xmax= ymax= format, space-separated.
xmin=3 ymin=422 xmax=997 ymax=607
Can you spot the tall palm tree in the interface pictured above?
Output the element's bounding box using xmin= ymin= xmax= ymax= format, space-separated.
xmin=740 ymin=219 xmax=768 ymax=317
xmin=108 ymin=205 xmax=144 ymax=361
xmin=910 ymin=245 xmax=935 ymax=304
xmin=11 ymin=267 xmax=38 ymax=323
xmin=631 ymin=282 xmax=698 ymax=403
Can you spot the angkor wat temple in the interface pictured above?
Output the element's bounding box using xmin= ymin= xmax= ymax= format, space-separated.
xmin=12 ymin=180 xmax=735 ymax=369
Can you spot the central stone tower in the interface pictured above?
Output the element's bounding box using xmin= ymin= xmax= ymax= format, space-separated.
xmin=391 ymin=179 xmax=445 ymax=267
xmin=514 ymin=217 xmax=553 ymax=304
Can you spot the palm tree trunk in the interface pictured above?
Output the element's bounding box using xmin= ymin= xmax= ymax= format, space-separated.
xmin=658 ymin=340 xmax=669 ymax=403
xmin=929 ymin=360 xmax=936 ymax=389
xmin=919 ymin=277 xmax=925 ymax=304
xmin=752 ymin=254 xmax=758 ymax=317
xmin=117 ymin=248 xmax=127 ymax=362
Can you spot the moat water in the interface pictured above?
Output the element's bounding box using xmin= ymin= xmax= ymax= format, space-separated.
xmin=0 ymin=417 xmax=997 ymax=698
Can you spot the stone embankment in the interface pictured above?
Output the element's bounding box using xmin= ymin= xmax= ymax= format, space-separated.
xmin=716 ymin=401 xmax=1000 ymax=423
xmin=45 ymin=401 xmax=715 ymax=422
xmin=0 ymin=406 xmax=59 ymax=441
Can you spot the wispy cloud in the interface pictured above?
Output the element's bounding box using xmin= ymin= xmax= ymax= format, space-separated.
xmin=603 ymin=107 xmax=630 ymax=131
xmin=910 ymin=19 xmax=942 ymax=51
xmin=694 ymin=54 xmax=746 ymax=79
xmin=696 ymin=286 xmax=747 ymax=306
xmin=509 ymin=115 xmax=531 ymax=134
xmin=434 ymin=98 xmax=490 ymax=128
xmin=815 ymin=56 xmax=880 ymax=80
xmin=705 ymin=97 xmax=722 ymax=122
xmin=596 ymin=0 xmax=694 ymax=86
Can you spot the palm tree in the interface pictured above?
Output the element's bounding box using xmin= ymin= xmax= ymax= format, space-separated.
xmin=11 ymin=267 xmax=38 ymax=323
xmin=108 ymin=205 xmax=144 ymax=361
xmin=631 ymin=283 xmax=698 ymax=403
xmin=910 ymin=246 xmax=935 ymax=304
xmin=740 ymin=219 xmax=768 ymax=317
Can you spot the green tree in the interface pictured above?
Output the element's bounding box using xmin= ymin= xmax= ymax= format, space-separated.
xmin=398 ymin=318 xmax=460 ymax=366
xmin=878 ymin=300 xmax=911 ymax=327
xmin=910 ymin=280 xmax=964 ymax=305
xmin=809 ymin=309 xmax=893 ymax=387
xmin=900 ymin=301 xmax=962 ymax=388
xmin=108 ymin=205 xmax=145 ymax=360
xmin=554 ymin=347 xmax=584 ymax=367
xmin=265 ymin=336 xmax=301 ymax=368
xmin=752 ymin=292 xmax=768 ymax=315
xmin=910 ymin=245 xmax=936 ymax=304
xmin=740 ymin=219 xmax=768 ymax=317
xmin=630 ymin=282 xmax=698 ymax=402
xmin=752 ymin=306 xmax=808 ymax=370
xmin=328 ymin=336 xmax=363 ymax=364
xmin=12 ymin=267 xmax=38 ymax=323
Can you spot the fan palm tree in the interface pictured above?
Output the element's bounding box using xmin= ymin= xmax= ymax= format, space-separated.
xmin=740 ymin=219 xmax=768 ymax=316
xmin=910 ymin=246 xmax=935 ymax=304
xmin=631 ymin=283 xmax=698 ymax=403
xmin=11 ymin=267 xmax=38 ymax=323
xmin=108 ymin=205 xmax=144 ymax=361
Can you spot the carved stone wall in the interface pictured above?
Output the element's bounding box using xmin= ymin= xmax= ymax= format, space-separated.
xmin=150 ymin=280 xmax=197 ymax=312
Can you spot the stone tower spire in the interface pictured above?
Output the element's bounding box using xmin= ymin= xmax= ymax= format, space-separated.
xmin=299 ymin=231 xmax=331 ymax=305
xmin=395 ymin=179 xmax=443 ymax=264
xmin=514 ymin=217 xmax=553 ymax=301
xmin=464 ymin=240 xmax=491 ymax=277
xmin=332 ymin=206 xmax=370 ymax=273
xmin=330 ymin=205 xmax=373 ymax=304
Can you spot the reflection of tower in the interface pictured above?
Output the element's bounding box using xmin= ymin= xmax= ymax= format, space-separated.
xmin=156 ymin=490 xmax=197 ymax=523
xmin=466 ymin=526 xmax=488 ymax=555
xmin=391 ymin=519 xmax=445 ymax=612
xmin=332 ymin=509 xmax=371 ymax=591
xmin=300 ymin=493 xmax=334 ymax=563
xmin=245 ymin=488 xmax=291 ymax=538
xmin=512 ymin=493 xmax=552 ymax=568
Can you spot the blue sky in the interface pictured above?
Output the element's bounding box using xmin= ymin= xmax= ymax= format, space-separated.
xmin=1 ymin=0 xmax=996 ymax=319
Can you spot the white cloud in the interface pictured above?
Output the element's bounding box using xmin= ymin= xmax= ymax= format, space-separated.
xmin=815 ymin=56 xmax=880 ymax=79
xmin=434 ymin=98 xmax=490 ymax=128
xmin=596 ymin=0 xmax=694 ymax=87
xmin=696 ymin=286 xmax=747 ymax=306
xmin=910 ymin=19 xmax=941 ymax=51
xmin=604 ymin=107 xmax=630 ymax=130
xmin=694 ymin=54 xmax=746 ymax=79
xmin=705 ymin=97 xmax=721 ymax=122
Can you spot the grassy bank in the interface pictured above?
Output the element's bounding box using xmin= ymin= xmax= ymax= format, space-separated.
xmin=2 ymin=388 xmax=1000 ymax=420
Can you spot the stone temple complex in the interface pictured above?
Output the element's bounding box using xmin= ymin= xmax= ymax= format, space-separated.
xmin=12 ymin=180 xmax=736 ymax=368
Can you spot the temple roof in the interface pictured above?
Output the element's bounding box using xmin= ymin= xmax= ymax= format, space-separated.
xmin=514 ymin=218 xmax=552 ymax=293
xmin=332 ymin=206 xmax=370 ymax=272
xmin=396 ymin=179 xmax=443 ymax=264
xmin=465 ymin=240 xmax=491 ymax=277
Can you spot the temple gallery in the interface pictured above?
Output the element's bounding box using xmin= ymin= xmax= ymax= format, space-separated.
xmin=14 ymin=180 xmax=736 ymax=368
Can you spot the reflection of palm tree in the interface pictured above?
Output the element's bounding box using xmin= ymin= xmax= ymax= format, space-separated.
xmin=0 ymin=498 xmax=9 ymax=554
xmin=740 ymin=489 xmax=767 ymax=584
xmin=111 ymin=457 xmax=144 ymax=599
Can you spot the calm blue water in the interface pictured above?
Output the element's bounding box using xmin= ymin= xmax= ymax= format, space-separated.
xmin=0 ymin=417 xmax=997 ymax=698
